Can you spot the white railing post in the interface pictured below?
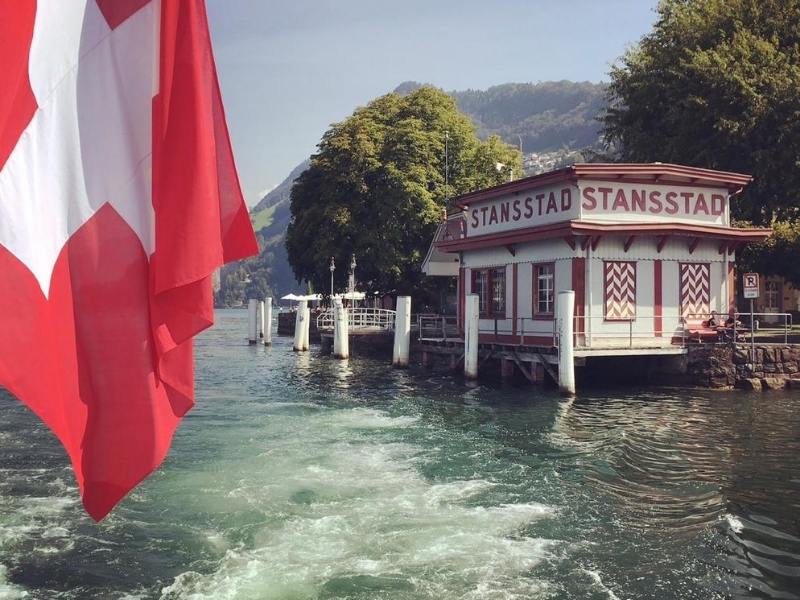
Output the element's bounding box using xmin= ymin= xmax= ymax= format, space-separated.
xmin=247 ymin=299 xmax=258 ymax=345
xmin=557 ymin=291 xmax=576 ymax=396
xmin=393 ymin=296 xmax=411 ymax=367
xmin=293 ymin=300 xmax=308 ymax=352
xmin=464 ymin=294 xmax=479 ymax=379
xmin=629 ymin=319 xmax=633 ymax=348
xmin=263 ymin=297 xmax=273 ymax=346
xmin=333 ymin=298 xmax=349 ymax=359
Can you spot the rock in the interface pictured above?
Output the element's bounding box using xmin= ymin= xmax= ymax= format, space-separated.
xmin=761 ymin=377 xmax=787 ymax=390
xmin=785 ymin=363 xmax=799 ymax=374
xmin=737 ymin=378 xmax=763 ymax=391
xmin=710 ymin=376 xmax=733 ymax=389
xmin=733 ymin=348 xmax=750 ymax=365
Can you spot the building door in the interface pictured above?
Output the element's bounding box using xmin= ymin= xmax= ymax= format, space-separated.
xmin=763 ymin=279 xmax=782 ymax=321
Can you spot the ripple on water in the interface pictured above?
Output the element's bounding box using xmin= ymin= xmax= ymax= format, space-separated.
xmin=1 ymin=311 xmax=800 ymax=600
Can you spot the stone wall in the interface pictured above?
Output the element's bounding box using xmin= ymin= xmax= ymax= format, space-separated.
xmin=686 ymin=344 xmax=800 ymax=390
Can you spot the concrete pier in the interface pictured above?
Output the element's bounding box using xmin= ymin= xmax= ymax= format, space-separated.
xmin=247 ymin=299 xmax=258 ymax=345
xmin=257 ymin=301 xmax=265 ymax=341
xmin=293 ymin=300 xmax=309 ymax=352
xmin=464 ymin=294 xmax=479 ymax=379
xmin=392 ymin=296 xmax=411 ymax=367
xmin=557 ymin=290 xmax=576 ymax=396
xmin=333 ymin=299 xmax=349 ymax=359
xmin=263 ymin=298 xmax=273 ymax=345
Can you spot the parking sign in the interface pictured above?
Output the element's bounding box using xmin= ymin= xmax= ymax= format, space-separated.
xmin=743 ymin=272 xmax=759 ymax=299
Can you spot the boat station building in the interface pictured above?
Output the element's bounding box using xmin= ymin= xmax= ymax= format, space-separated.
xmin=424 ymin=163 xmax=772 ymax=352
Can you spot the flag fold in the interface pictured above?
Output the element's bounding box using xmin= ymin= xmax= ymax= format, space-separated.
xmin=0 ymin=0 xmax=257 ymax=520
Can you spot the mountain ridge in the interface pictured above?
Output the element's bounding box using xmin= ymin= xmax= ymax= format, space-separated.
xmin=216 ymin=80 xmax=607 ymax=306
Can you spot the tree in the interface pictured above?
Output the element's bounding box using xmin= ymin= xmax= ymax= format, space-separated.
xmin=739 ymin=220 xmax=800 ymax=287
xmin=603 ymin=0 xmax=800 ymax=226
xmin=286 ymin=87 xmax=521 ymax=300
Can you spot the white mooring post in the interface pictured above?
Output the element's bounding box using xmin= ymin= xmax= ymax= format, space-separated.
xmin=333 ymin=298 xmax=349 ymax=359
xmin=293 ymin=300 xmax=308 ymax=352
xmin=257 ymin=300 xmax=265 ymax=340
xmin=302 ymin=302 xmax=311 ymax=351
xmin=247 ymin=299 xmax=258 ymax=345
xmin=392 ymin=296 xmax=411 ymax=367
xmin=464 ymin=294 xmax=479 ymax=379
xmin=263 ymin=297 xmax=273 ymax=346
xmin=557 ymin=290 xmax=576 ymax=396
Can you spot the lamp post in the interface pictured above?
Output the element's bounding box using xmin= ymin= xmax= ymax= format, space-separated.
xmin=329 ymin=256 xmax=335 ymax=301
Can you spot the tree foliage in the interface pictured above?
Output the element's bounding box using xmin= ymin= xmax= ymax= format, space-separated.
xmin=286 ymin=87 xmax=521 ymax=298
xmin=739 ymin=220 xmax=800 ymax=286
xmin=603 ymin=0 xmax=800 ymax=225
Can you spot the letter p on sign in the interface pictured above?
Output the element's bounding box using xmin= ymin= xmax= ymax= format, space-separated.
xmin=743 ymin=273 xmax=759 ymax=299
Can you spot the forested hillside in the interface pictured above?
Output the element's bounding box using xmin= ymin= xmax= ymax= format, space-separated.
xmin=216 ymin=81 xmax=606 ymax=306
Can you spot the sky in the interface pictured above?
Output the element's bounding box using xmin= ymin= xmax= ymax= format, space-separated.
xmin=206 ymin=0 xmax=660 ymax=207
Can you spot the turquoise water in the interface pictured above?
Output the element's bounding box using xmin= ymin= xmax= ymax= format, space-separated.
xmin=1 ymin=309 xmax=799 ymax=599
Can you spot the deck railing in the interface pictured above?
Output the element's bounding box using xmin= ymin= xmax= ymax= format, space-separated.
xmin=417 ymin=314 xmax=460 ymax=341
xmin=415 ymin=311 xmax=794 ymax=349
xmin=316 ymin=307 xmax=396 ymax=332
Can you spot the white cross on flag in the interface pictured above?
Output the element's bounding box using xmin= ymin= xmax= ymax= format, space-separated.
xmin=0 ymin=1 xmax=257 ymax=520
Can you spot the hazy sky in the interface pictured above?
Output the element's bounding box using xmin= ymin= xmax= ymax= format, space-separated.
xmin=206 ymin=0 xmax=660 ymax=206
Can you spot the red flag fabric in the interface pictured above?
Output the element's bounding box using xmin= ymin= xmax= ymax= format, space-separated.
xmin=0 ymin=0 xmax=257 ymax=520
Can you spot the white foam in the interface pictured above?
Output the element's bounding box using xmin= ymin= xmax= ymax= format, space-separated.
xmin=725 ymin=513 xmax=744 ymax=534
xmin=584 ymin=568 xmax=622 ymax=600
xmin=0 ymin=565 xmax=28 ymax=599
xmin=158 ymin=407 xmax=557 ymax=599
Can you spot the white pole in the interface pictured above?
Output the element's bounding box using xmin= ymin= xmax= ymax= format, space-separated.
xmin=333 ymin=298 xmax=349 ymax=359
xmin=464 ymin=294 xmax=479 ymax=379
xmin=257 ymin=300 xmax=265 ymax=341
xmin=263 ymin=297 xmax=273 ymax=346
xmin=557 ymin=290 xmax=576 ymax=396
xmin=302 ymin=303 xmax=311 ymax=351
xmin=293 ymin=300 xmax=308 ymax=352
xmin=247 ymin=299 xmax=258 ymax=345
xmin=392 ymin=296 xmax=411 ymax=367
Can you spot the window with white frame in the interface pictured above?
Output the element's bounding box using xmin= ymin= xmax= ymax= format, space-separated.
xmin=534 ymin=263 xmax=554 ymax=317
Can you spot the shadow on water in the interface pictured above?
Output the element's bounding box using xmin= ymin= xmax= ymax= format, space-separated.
xmin=0 ymin=309 xmax=798 ymax=599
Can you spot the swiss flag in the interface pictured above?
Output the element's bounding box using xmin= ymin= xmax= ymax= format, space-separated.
xmin=0 ymin=1 xmax=258 ymax=519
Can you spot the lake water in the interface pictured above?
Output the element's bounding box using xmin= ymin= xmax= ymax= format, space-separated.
xmin=1 ymin=309 xmax=799 ymax=599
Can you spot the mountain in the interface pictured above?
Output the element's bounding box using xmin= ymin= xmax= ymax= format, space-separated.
xmin=394 ymin=80 xmax=606 ymax=153
xmin=214 ymin=160 xmax=308 ymax=307
xmin=215 ymin=81 xmax=607 ymax=307
xmin=451 ymin=81 xmax=606 ymax=153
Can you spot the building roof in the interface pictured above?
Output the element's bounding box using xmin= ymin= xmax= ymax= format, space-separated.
xmin=452 ymin=162 xmax=753 ymax=209
xmin=436 ymin=219 xmax=771 ymax=253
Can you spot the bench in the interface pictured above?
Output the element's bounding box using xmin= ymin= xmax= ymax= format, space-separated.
xmin=683 ymin=318 xmax=719 ymax=343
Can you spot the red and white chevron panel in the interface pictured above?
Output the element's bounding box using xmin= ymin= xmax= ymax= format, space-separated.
xmin=605 ymin=261 xmax=636 ymax=320
xmin=680 ymin=263 xmax=710 ymax=318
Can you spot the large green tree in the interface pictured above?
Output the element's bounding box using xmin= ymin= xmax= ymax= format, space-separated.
xmin=603 ymin=0 xmax=800 ymax=226
xmin=286 ymin=87 xmax=521 ymax=299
